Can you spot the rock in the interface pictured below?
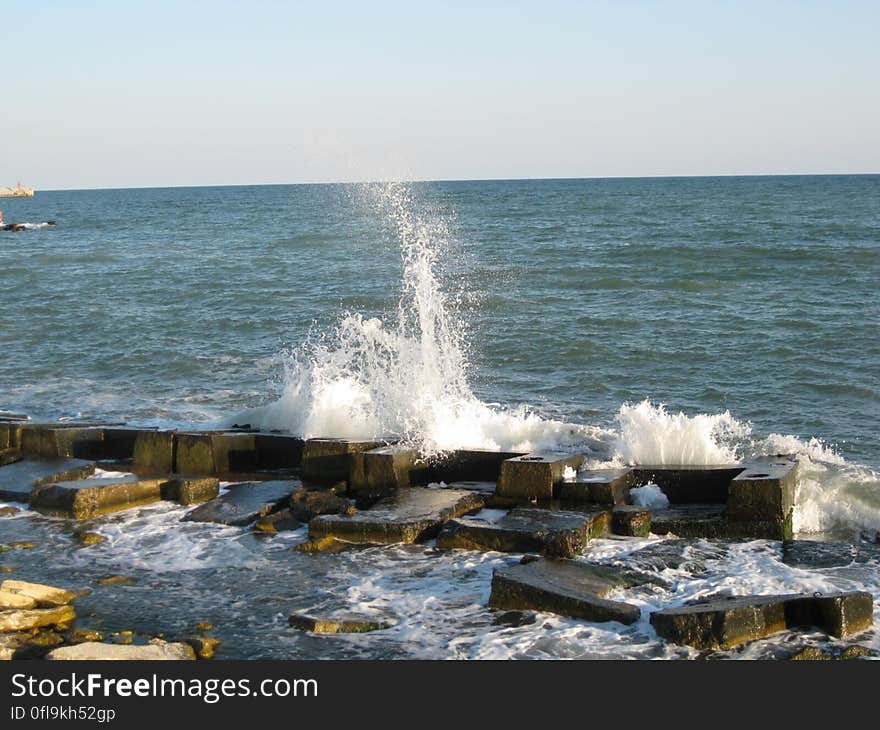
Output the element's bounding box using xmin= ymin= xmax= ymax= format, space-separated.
xmin=496 ymin=452 xmax=585 ymax=501
xmin=0 ymin=506 xmax=20 ymax=516
xmin=1 ymin=580 xmax=78 ymax=606
xmin=195 ymin=621 xmax=214 ymax=632
xmin=7 ymin=541 xmax=37 ymax=550
xmin=180 ymin=635 xmax=221 ymax=659
xmin=181 ymin=480 xmax=296 ymax=526
xmin=557 ymin=468 xmax=635 ymax=505
xmin=0 ymin=633 xmax=29 ymax=660
xmin=438 ymin=507 xmax=610 ymax=558
xmin=46 ymin=639 xmax=196 ymax=660
xmin=607 ymin=539 xmax=725 ymax=575
xmin=426 ymin=449 xmax=528 ymax=483
xmin=0 ymin=450 xmax=21 ymax=467
xmin=0 ymin=629 xmax=65 ymax=659
xmin=77 ymin=531 xmax=105 ymax=546
xmin=0 ymin=590 xmax=37 ymax=609
xmin=289 ymin=486 xmax=354 ymax=522
xmin=781 ymin=540 xmax=880 ymax=569
xmin=132 ymin=430 xmax=176 ymax=473
xmin=0 ymin=566 xmax=16 ymax=574
xmin=254 ymin=509 xmax=302 ymax=533
xmin=288 ymin=613 xmax=393 ymax=633
xmin=65 ymin=628 xmax=105 ymax=644
xmin=789 ymin=646 xmax=832 ymax=660
xmin=98 ymin=575 xmax=138 ymax=586
xmin=301 ymin=438 xmax=387 ymax=486
xmin=612 ymin=505 xmax=652 ymax=537
xmin=29 ymin=474 xmax=166 ymax=518
xmin=650 ymin=591 xmax=874 ymax=649
xmin=840 ymin=645 xmax=873 ymax=660
xmin=111 ymin=630 xmax=134 ymax=645
xmin=0 ymin=605 xmax=76 ymax=632
xmin=0 ymin=458 xmax=96 ymax=502
xmin=308 ymin=487 xmax=483 ymax=545
xmin=160 ymin=476 xmax=220 ymax=505
xmin=492 ymin=610 xmax=538 ymax=627
xmin=293 ymin=536 xmax=358 ymax=554
xmin=488 ymin=558 xmax=642 ymax=624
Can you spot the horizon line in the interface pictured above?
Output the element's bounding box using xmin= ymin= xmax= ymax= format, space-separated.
xmin=32 ymin=170 xmax=880 ymax=193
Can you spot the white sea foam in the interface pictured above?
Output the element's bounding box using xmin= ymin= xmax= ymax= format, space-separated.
xmin=613 ymin=400 xmax=751 ymax=466
xmin=629 ymin=483 xmax=670 ymax=509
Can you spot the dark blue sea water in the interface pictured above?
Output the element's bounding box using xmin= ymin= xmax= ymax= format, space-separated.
xmin=1 ymin=176 xmax=879 ymax=659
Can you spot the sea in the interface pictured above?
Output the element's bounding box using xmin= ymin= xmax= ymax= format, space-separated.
xmin=1 ymin=175 xmax=878 ymax=658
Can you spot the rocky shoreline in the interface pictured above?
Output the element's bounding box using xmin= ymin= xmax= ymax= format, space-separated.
xmin=0 ymin=418 xmax=877 ymax=659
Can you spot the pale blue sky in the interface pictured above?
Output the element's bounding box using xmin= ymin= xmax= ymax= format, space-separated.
xmin=2 ymin=1 xmax=878 ymax=189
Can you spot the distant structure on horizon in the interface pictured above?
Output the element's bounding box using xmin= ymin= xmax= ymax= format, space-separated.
xmin=0 ymin=181 xmax=35 ymax=198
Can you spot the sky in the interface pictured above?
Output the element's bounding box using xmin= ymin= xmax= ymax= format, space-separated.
xmin=2 ymin=1 xmax=878 ymax=189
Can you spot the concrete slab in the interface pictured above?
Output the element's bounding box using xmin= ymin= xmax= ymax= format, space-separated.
xmin=0 ymin=459 xmax=95 ymax=502
xmin=181 ymin=480 xmax=297 ymax=526
xmin=29 ymin=475 xmax=167 ymax=519
xmin=308 ymin=487 xmax=483 ymax=544
xmin=437 ymin=506 xmax=610 ymax=558
xmin=489 ymin=558 xmax=642 ymax=624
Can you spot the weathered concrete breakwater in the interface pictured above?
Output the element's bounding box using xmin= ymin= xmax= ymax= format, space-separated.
xmin=0 ymin=418 xmax=876 ymax=658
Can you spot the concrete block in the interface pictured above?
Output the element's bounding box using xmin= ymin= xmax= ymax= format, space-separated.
xmin=727 ymin=456 xmax=798 ymax=521
xmin=132 ymin=430 xmax=176 ymax=474
xmin=496 ymin=452 xmax=585 ymax=501
xmin=301 ymin=438 xmax=386 ymax=486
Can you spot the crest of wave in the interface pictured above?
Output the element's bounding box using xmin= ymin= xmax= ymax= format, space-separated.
xmin=613 ymin=400 xmax=752 ymax=465
xmin=247 ymin=181 xmax=588 ymax=454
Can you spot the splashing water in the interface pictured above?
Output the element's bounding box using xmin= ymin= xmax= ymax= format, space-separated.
xmin=241 ymin=182 xmax=590 ymax=453
xmin=613 ymin=400 xmax=752 ymax=466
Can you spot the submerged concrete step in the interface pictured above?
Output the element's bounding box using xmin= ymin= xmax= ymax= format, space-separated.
xmin=438 ymin=506 xmax=610 ymax=558
xmin=0 ymin=459 xmax=96 ymax=503
xmin=488 ymin=557 xmax=643 ymax=624
xmin=308 ymin=487 xmax=484 ymax=545
xmin=650 ymin=591 xmax=874 ymax=649
xmin=181 ymin=480 xmax=298 ymax=526
xmin=29 ymin=475 xmax=167 ymax=519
